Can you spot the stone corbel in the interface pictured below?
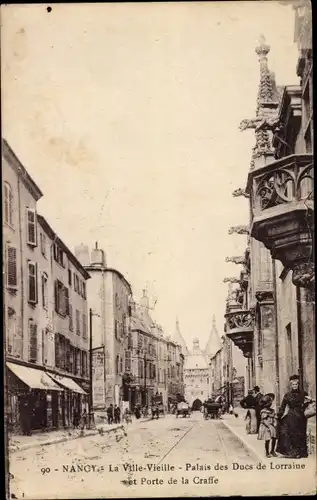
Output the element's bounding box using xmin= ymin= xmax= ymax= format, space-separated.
xmin=292 ymin=260 xmax=315 ymax=289
xmin=228 ymin=225 xmax=250 ymax=235
xmin=255 ymin=290 xmax=274 ymax=304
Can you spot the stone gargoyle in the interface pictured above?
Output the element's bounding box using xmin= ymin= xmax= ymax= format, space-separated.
xmin=228 ymin=225 xmax=250 ymax=235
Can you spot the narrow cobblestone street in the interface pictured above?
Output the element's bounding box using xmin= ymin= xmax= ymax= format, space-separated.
xmin=10 ymin=413 xmax=315 ymax=498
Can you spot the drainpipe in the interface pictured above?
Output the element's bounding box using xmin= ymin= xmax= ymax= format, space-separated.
xmin=17 ymin=173 xmax=24 ymax=358
xmin=272 ymin=258 xmax=280 ymax=406
xmin=296 ymin=286 xmax=304 ymax=391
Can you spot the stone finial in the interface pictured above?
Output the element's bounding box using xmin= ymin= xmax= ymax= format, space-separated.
xmin=255 ymin=34 xmax=270 ymax=59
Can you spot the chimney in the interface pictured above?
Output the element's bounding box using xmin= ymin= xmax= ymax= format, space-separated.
xmin=74 ymin=243 xmax=90 ymax=267
xmin=140 ymin=288 xmax=149 ymax=309
xmin=90 ymin=241 xmax=106 ymax=267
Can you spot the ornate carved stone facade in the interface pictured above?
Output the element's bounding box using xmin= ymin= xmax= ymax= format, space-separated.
xmin=224 ymin=3 xmax=315 ymax=405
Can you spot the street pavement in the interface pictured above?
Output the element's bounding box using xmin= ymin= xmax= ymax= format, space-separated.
xmin=9 ymin=412 xmax=316 ymax=499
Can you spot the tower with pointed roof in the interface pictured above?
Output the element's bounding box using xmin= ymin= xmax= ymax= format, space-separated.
xmin=204 ymin=315 xmax=222 ymax=359
xmin=172 ymin=317 xmax=189 ymax=356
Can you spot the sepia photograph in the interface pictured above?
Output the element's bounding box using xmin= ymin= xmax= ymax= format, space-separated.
xmin=1 ymin=1 xmax=315 ymax=498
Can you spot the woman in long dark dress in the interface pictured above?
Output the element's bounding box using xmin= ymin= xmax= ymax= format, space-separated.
xmin=276 ymin=375 xmax=310 ymax=458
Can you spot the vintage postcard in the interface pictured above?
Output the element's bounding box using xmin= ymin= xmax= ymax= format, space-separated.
xmin=2 ymin=1 xmax=315 ymax=498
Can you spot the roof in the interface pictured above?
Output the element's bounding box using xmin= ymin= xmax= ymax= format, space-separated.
xmin=172 ymin=318 xmax=189 ymax=355
xmin=205 ymin=316 xmax=222 ymax=359
xmin=84 ymin=265 xmax=132 ymax=294
xmin=37 ymin=214 xmax=91 ymax=280
xmin=2 ymin=139 xmax=43 ymax=201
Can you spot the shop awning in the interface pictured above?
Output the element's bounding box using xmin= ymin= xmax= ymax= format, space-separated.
xmin=47 ymin=374 xmax=87 ymax=395
xmin=6 ymin=362 xmax=62 ymax=391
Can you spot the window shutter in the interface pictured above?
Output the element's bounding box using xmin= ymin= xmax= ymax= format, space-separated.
xmin=7 ymin=246 xmax=18 ymax=288
xmin=29 ymin=321 xmax=37 ymax=362
xmin=65 ymin=287 xmax=69 ymax=315
xmin=69 ymin=304 xmax=73 ymax=331
xmin=26 ymin=209 xmax=37 ymax=246
xmin=4 ymin=184 xmax=9 ymax=224
xmin=28 ymin=262 xmax=37 ymax=304
xmin=54 ymin=280 xmax=59 ymax=313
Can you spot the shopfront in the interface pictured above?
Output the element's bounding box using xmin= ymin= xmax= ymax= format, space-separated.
xmin=47 ymin=373 xmax=87 ymax=428
xmin=6 ymin=362 xmax=62 ymax=434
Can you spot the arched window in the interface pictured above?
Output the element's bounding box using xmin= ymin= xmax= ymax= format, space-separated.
xmin=4 ymin=182 xmax=13 ymax=226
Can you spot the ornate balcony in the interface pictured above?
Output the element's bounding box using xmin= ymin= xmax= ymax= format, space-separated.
xmin=250 ymin=153 xmax=314 ymax=288
xmin=224 ymin=310 xmax=254 ymax=358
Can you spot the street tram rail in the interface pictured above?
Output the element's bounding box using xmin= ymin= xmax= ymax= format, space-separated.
xmin=157 ymin=421 xmax=197 ymax=465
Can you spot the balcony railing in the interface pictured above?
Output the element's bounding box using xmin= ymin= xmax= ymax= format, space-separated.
xmin=224 ymin=309 xmax=254 ymax=358
xmin=250 ymin=153 xmax=314 ymax=288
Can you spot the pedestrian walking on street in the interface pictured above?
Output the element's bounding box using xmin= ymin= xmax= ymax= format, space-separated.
xmin=254 ymin=386 xmax=263 ymax=433
xmin=73 ymin=408 xmax=80 ymax=429
xmin=114 ymin=405 xmax=121 ymax=424
xmin=276 ymin=374 xmax=314 ymax=459
xmin=80 ymin=409 xmax=88 ymax=431
xmin=240 ymin=390 xmax=257 ymax=434
xmin=258 ymin=394 xmax=277 ymax=458
xmin=107 ymin=404 xmax=114 ymax=424
xmin=134 ymin=405 xmax=141 ymax=420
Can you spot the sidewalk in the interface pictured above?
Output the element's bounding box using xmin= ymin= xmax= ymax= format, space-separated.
xmin=8 ymin=416 xmax=152 ymax=454
xmin=221 ymin=408 xmax=316 ymax=465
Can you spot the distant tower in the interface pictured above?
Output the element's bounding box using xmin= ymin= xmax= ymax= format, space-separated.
xmin=90 ymin=241 xmax=106 ymax=267
xmin=74 ymin=243 xmax=90 ymax=267
xmin=140 ymin=288 xmax=150 ymax=309
xmin=205 ymin=315 xmax=221 ymax=359
xmin=172 ymin=317 xmax=189 ymax=355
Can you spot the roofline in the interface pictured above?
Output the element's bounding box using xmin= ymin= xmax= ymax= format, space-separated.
xmin=37 ymin=214 xmax=91 ymax=280
xmin=2 ymin=139 xmax=44 ymax=201
xmin=84 ymin=265 xmax=132 ymax=294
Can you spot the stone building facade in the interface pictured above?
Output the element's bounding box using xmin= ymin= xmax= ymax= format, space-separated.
xmin=3 ymin=139 xmax=90 ymax=434
xmin=75 ymin=243 xmax=132 ymax=409
xmin=224 ymin=3 xmax=314 ymax=415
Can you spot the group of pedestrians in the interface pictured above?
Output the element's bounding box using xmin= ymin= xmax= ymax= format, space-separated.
xmin=106 ymin=404 xmax=121 ymax=424
xmin=240 ymin=375 xmax=315 ymax=459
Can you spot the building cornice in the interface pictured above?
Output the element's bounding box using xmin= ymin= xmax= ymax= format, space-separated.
xmin=2 ymin=139 xmax=43 ymax=201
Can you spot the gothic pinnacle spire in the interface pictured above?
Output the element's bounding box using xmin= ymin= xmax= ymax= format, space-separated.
xmin=255 ymin=34 xmax=274 ymax=113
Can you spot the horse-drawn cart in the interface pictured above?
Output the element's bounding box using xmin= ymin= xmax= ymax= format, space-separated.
xmin=203 ymin=399 xmax=221 ymax=420
xmin=176 ymin=401 xmax=191 ymax=418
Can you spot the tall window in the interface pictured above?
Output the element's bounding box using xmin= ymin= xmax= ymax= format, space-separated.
xmin=116 ymin=355 xmax=119 ymax=374
xmin=54 ymin=280 xmax=69 ymax=316
xmin=29 ymin=319 xmax=37 ymax=362
xmin=120 ymin=357 xmax=123 ymax=374
xmin=28 ymin=261 xmax=38 ymax=304
xmin=68 ymin=269 xmax=72 ymax=287
xmin=6 ymin=245 xmax=17 ymax=289
xmin=125 ymin=350 xmax=131 ymax=371
xmin=26 ymin=208 xmax=37 ymax=246
xmin=41 ymin=273 xmax=48 ymax=310
xmin=4 ymin=182 xmax=13 ymax=226
xmin=55 ymin=333 xmax=60 ymax=367
xmin=76 ymin=309 xmax=81 ymax=335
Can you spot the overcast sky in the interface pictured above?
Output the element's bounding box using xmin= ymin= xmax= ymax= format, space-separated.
xmin=2 ymin=1 xmax=299 ymax=350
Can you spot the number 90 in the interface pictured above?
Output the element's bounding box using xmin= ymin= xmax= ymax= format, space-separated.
xmin=41 ymin=467 xmax=51 ymax=475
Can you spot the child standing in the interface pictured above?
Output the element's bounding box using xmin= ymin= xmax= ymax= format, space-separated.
xmin=258 ymin=394 xmax=277 ymax=458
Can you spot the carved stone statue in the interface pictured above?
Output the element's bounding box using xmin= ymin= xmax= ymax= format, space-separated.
xmin=228 ymin=225 xmax=250 ymax=235
xmin=225 ymin=256 xmax=246 ymax=265
xmin=232 ymin=188 xmax=250 ymax=198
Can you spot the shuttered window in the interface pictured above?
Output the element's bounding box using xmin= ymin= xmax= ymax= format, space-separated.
xmin=65 ymin=339 xmax=71 ymax=372
xmin=54 ymin=280 xmax=69 ymax=316
xmin=26 ymin=208 xmax=37 ymax=246
xmin=40 ymin=233 xmax=47 ymax=257
xmin=29 ymin=320 xmax=37 ymax=362
xmin=4 ymin=182 xmax=13 ymax=226
xmin=82 ymin=351 xmax=88 ymax=377
xmin=6 ymin=245 xmax=18 ymax=289
xmin=125 ymin=350 xmax=131 ymax=372
xmin=28 ymin=261 xmax=38 ymax=304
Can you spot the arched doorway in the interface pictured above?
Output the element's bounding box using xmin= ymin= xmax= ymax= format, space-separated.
xmin=192 ymin=398 xmax=202 ymax=411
